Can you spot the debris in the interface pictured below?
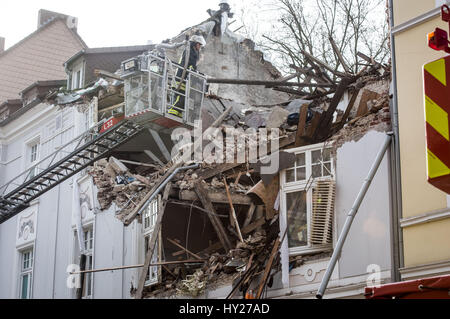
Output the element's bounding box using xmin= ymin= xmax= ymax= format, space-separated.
xmin=244 ymin=112 xmax=266 ymax=128
xmin=109 ymin=156 xmax=129 ymax=174
xmin=177 ymin=270 xmax=206 ymax=297
xmin=167 ymin=238 xmax=203 ymax=260
xmin=80 ymin=36 xmax=391 ymax=300
xmin=194 ymin=181 xmax=233 ymax=252
xmin=266 ymin=106 xmax=290 ymax=129
xmin=223 ymin=177 xmax=244 ymax=243
xmin=136 ymin=183 xmax=172 ymax=299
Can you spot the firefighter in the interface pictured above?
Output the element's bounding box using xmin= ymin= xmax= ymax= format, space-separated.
xmin=168 ymin=35 xmax=206 ymax=118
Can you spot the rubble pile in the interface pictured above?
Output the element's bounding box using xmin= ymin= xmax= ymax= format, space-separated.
xmin=89 ymin=157 xmax=162 ymax=213
xmin=77 ymin=38 xmax=392 ymax=300
xmin=142 ymin=229 xmax=275 ymax=299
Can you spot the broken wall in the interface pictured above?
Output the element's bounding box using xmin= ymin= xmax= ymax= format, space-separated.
xmin=168 ymin=32 xmax=289 ymax=106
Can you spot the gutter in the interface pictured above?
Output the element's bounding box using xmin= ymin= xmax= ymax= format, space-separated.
xmin=388 ymin=0 xmax=405 ymax=282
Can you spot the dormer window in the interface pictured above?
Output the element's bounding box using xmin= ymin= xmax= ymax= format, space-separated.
xmin=68 ymin=63 xmax=84 ymax=90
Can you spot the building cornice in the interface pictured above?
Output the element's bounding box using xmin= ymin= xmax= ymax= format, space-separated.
xmin=400 ymin=207 xmax=450 ymax=228
xmin=400 ymin=259 xmax=450 ymax=281
xmin=391 ymin=6 xmax=442 ymax=35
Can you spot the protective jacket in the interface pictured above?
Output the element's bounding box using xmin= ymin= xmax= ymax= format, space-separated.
xmin=176 ymin=42 xmax=200 ymax=79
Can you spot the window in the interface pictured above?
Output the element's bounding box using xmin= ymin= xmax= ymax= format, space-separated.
xmin=73 ymin=227 xmax=94 ymax=298
xmin=75 ymin=71 xmax=81 ymax=89
xmin=27 ymin=140 xmax=40 ymax=179
xmin=142 ymin=199 xmax=160 ymax=287
xmin=143 ymin=199 xmax=158 ymax=232
xmin=281 ymin=143 xmax=335 ymax=255
xmin=70 ymin=65 xmax=84 ymax=90
xmin=82 ymin=227 xmax=94 ymax=299
xmin=144 ymin=235 xmax=160 ymax=286
xmin=19 ymin=248 xmax=34 ymax=299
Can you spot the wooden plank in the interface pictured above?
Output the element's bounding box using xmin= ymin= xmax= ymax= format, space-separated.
xmin=136 ymin=183 xmax=172 ymax=299
xmin=301 ymin=50 xmax=348 ymax=78
xmin=207 ymin=78 xmax=334 ymax=88
xmin=242 ymin=217 xmax=265 ymax=235
xmin=168 ymin=200 xmax=227 ymax=218
xmin=167 ymin=238 xmax=202 ymax=260
xmin=304 ymin=112 xmax=322 ymax=139
xmin=119 ymin=159 xmax=158 ymax=169
xmin=194 ymin=182 xmax=233 ymax=252
xmin=199 ymin=133 xmax=296 ymax=182
xmin=278 ymin=72 xmax=300 ymax=82
xmin=94 ymin=69 xmax=123 ymax=81
xmin=234 ymin=172 xmax=243 ymax=185
xmin=329 ymin=36 xmax=353 ymax=74
xmin=313 ymin=77 xmax=353 ymax=141
xmin=197 ymin=163 xmax=244 ymax=181
xmin=243 ymin=204 xmax=256 ymax=228
xmin=179 ymin=190 xmax=253 ymax=205
xmin=289 ymin=64 xmax=334 ymax=85
xmin=295 ymin=104 xmax=310 ymax=148
xmin=334 ymin=89 xmax=360 ymax=133
xmin=256 ymin=238 xmax=281 ymax=299
xmin=223 ymin=177 xmax=244 ymax=243
xmin=70 ymin=260 xmax=206 ymax=275
xmin=198 ymin=241 xmax=223 ymax=255
xmin=162 ymin=265 xmax=177 ymax=279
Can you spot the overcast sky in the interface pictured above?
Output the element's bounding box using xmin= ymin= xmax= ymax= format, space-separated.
xmin=0 ymin=0 xmax=267 ymax=50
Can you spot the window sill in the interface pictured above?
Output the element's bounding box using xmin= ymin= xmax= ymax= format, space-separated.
xmin=289 ymin=244 xmax=332 ymax=257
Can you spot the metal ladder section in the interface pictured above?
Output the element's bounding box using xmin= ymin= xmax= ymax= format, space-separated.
xmin=0 ymin=120 xmax=144 ymax=224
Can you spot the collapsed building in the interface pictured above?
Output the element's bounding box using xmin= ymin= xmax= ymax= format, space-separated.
xmin=0 ymin=4 xmax=394 ymax=299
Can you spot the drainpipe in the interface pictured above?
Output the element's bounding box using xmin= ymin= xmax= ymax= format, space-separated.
xmin=316 ymin=134 xmax=393 ymax=299
xmin=135 ymin=163 xmax=200 ymax=218
xmin=388 ymin=0 xmax=405 ymax=282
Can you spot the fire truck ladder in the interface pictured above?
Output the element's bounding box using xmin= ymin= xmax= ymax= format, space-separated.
xmin=0 ymin=119 xmax=144 ymax=224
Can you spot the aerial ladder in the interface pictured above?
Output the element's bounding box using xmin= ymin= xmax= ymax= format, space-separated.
xmin=0 ymin=50 xmax=208 ymax=224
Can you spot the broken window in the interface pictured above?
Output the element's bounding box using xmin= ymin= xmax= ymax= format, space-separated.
xmin=19 ymin=247 xmax=33 ymax=299
xmin=142 ymin=198 xmax=161 ymax=287
xmin=281 ymin=143 xmax=335 ymax=255
xmin=82 ymin=227 xmax=94 ymax=299
xmin=73 ymin=226 xmax=95 ymax=299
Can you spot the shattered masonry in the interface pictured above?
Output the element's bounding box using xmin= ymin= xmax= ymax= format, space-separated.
xmin=38 ymin=9 xmax=392 ymax=299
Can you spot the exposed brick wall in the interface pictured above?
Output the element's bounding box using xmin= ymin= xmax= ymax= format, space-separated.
xmin=331 ymin=91 xmax=391 ymax=150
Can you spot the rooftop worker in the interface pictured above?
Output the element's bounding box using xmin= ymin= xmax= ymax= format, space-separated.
xmin=168 ymin=35 xmax=206 ymax=118
xmin=207 ymin=0 xmax=234 ymax=36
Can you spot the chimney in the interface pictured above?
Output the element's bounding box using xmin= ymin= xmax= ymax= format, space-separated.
xmin=0 ymin=37 xmax=5 ymax=53
xmin=37 ymin=9 xmax=77 ymax=30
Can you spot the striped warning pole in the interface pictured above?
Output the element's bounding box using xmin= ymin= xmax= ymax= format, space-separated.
xmin=423 ymin=55 xmax=450 ymax=194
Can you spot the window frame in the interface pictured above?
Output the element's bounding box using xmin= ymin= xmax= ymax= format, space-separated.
xmin=25 ymin=137 xmax=40 ymax=179
xmin=18 ymin=247 xmax=34 ymax=299
xmin=70 ymin=62 xmax=84 ymax=90
xmin=142 ymin=198 xmax=161 ymax=287
xmin=280 ymin=142 xmax=335 ymax=256
xmin=72 ymin=225 xmax=95 ymax=299
xmin=81 ymin=226 xmax=94 ymax=299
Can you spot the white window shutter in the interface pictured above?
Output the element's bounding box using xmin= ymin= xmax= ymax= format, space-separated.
xmin=310 ymin=180 xmax=336 ymax=245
